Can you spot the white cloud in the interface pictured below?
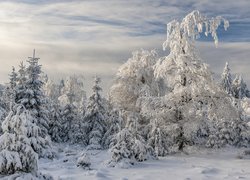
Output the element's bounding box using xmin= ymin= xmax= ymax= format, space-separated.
xmin=0 ymin=0 xmax=249 ymax=95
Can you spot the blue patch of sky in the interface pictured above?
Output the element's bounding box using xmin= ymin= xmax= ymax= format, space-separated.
xmin=199 ymin=22 xmax=250 ymax=42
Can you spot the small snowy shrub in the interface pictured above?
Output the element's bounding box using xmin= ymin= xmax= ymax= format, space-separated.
xmin=109 ymin=128 xmax=155 ymax=167
xmin=77 ymin=152 xmax=91 ymax=169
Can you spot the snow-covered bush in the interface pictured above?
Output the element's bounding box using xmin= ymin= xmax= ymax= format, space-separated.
xmin=206 ymin=118 xmax=250 ymax=148
xmin=109 ymin=128 xmax=136 ymax=167
xmin=109 ymin=123 xmax=155 ymax=167
xmin=77 ymin=152 xmax=91 ymax=169
xmin=147 ymin=121 xmax=168 ymax=156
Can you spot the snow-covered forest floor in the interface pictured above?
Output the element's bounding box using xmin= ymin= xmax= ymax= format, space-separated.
xmin=40 ymin=144 xmax=250 ymax=180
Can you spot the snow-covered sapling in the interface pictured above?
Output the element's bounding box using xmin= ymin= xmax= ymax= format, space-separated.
xmin=77 ymin=152 xmax=91 ymax=170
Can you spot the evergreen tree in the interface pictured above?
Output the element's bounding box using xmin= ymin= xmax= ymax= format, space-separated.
xmin=109 ymin=113 xmax=155 ymax=167
xmin=1 ymin=67 xmax=18 ymax=113
xmin=24 ymin=50 xmax=50 ymax=136
xmin=109 ymin=127 xmax=136 ymax=167
xmin=84 ymin=77 xmax=107 ymax=150
xmin=48 ymin=103 xmax=62 ymax=143
xmin=60 ymin=103 xmax=78 ymax=143
xmin=147 ymin=119 xmax=167 ymax=157
xmin=102 ymin=109 xmax=122 ymax=149
xmin=232 ymin=75 xmax=250 ymax=99
xmin=58 ymin=76 xmax=86 ymax=144
xmin=0 ymin=105 xmax=38 ymax=175
xmin=0 ymin=102 xmax=53 ymax=178
xmin=221 ymin=62 xmax=233 ymax=95
xmin=9 ymin=67 xmax=18 ymax=90
xmin=14 ymin=50 xmax=53 ymax=158
xmin=206 ymin=118 xmax=250 ymax=148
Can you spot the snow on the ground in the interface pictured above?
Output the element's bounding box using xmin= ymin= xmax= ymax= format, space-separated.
xmin=39 ymin=144 xmax=250 ymax=180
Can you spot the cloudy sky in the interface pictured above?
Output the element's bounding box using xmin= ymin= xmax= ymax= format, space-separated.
xmin=0 ymin=0 xmax=249 ymax=95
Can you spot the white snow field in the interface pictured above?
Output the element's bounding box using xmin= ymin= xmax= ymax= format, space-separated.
xmin=39 ymin=144 xmax=250 ymax=180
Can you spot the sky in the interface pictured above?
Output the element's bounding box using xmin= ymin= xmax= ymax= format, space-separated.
xmin=0 ymin=0 xmax=249 ymax=96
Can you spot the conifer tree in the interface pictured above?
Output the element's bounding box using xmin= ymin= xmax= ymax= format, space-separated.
xmin=84 ymin=76 xmax=107 ymax=150
xmin=221 ymin=62 xmax=233 ymax=95
xmin=102 ymin=109 xmax=122 ymax=149
xmin=15 ymin=50 xmax=53 ymax=158
xmin=49 ymin=102 xmax=62 ymax=143
xmin=232 ymin=75 xmax=250 ymax=99
xmin=60 ymin=103 xmax=78 ymax=143
xmin=0 ymin=105 xmax=38 ymax=175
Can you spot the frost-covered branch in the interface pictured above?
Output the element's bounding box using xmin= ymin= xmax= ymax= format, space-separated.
xmin=163 ymin=10 xmax=229 ymax=56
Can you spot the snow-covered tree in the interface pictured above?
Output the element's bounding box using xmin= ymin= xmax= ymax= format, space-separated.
xmin=9 ymin=67 xmax=18 ymax=90
xmin=109 ymin=127 xmax=154 ymax=167
xmin=59 ymin=75 xmax=86 ymax=108
xmin=1 ymin=67 xmax=18 ymax=113
xmin=14 ymin=51 xmax=53 ymax=158
xmin=109 ymin=127 xmax=135 ymax=167
xmin=0 ymin=104 xmax=38 ymax=175
xmin=84 ymin=77 xmax=107 ymax=150
xmin=109 ymin=111 xmax=155 ymax=167
xmin=147 ymin=119 xmax=167 ymax=156
xmin=110 ymin=10 xmax=250 ymax=153
xmin=206 ymin=117 xmax=250 ymax=148
xmin=43 ymin=79 xmax=61 ymax=103
xmin=102 ymin=109 xmax=123 ymax=149
xmin=161 ymin=10 xmax=229 ymax=56
xmin=60 ymin=103 xmax=78 ymax=143
xmin=110 ymin=49 xmax=159 ymax=112
xmin=221 ymin=62 xmax=233 ymax=95
xmin=48 ymin=103 xmax=62 ymax=143
xmin=15 ymin=62 xmax=26 ymax=106
xmin=232 ymin=75 xmax=250 ymax=99
xmin=0 ymin=102 xmax=53 ymax=177
xmin=56 ymin=75 xmax=87 ymax=144
xmin=24 ymin=50 xmax=50 ymax=137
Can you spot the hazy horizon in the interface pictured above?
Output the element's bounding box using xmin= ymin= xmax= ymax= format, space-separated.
xmin=0 ymin=0 xmax=249 ymax=96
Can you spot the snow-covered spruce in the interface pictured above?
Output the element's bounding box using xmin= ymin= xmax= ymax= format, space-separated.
xmin=0 ymin=104 xmax=53 ymax=179
xmin=102 ymin=109 xmax=123 ymax=149
xmin=109 ymin=127 xmax=154 ymax=168
xmin=48 ymin=103 xmax=62 ymax=143
xmin=60 ymin=103 xmax=78 ymax=143
xmin=57 ymin=75 xmax=87 ymax=144
xmin=221 ymin=62 xmax=233 ymax=95
xmin=232 ymin=75 xmax=250 ymax=99
xmin=83 ymin=77 xmax=107 ymax=150
xmin=14 ymin=51 xmax=53 ymax=158
xmin=206 ymin=118 xmax=250 ymax=148
xmin=0 ymin=105 xmax=38 ymax=175
xmin=147 ymin=119 xmax=168 ymax=156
